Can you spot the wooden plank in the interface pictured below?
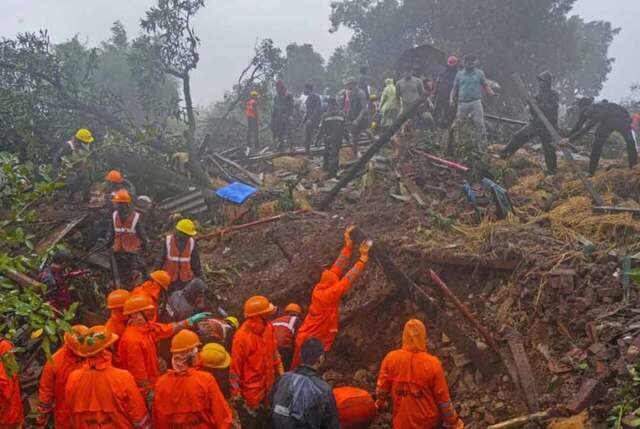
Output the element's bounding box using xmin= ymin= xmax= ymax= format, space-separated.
xmin=214 ymin=154 xmax=261 ymax=186
xmin=485 ymin=113 xmax=529 ymax=127
xmin=396 ymin=169 xmax=429 ymax=207
xmin=512 ymin=74 xmax=604 ymax=206
xmin=350 ymin=227 xmax=500 ymax=378
xmin=35 ymin=214 xmax=87 ymax=253
xmin=507 ymin=330 xmax=540 ymax=412
xmin=593 ymin=206 xmax=640 ymax=216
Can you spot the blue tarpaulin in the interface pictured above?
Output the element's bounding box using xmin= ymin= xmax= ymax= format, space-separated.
xmin=215 ymin=182 xmax=258 ymax=204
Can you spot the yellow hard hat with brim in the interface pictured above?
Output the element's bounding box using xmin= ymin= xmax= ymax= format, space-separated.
xmin=75 ymin=128 xmax=94 ymax=144
xmin=176 ymin=218 xmax=197 ymax=236
xmin=201 ymin=343 xmax=231 ymax=369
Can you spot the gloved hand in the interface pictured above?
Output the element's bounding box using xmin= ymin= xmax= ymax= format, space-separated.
xmin=359 ymin=240 xmax=372 ymax=263
xmin=344 ymin=225 xmax=356 ymax=248
xmin=374 ymin=398 xmax=387 ymax=412
xmin=187 ymin=312 xmax=212 ymax=327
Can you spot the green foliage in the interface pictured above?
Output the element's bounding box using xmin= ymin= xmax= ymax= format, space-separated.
xmin=609 ymin=362 xmax=640 ymax=428
xmin=0 ymin=152 xmax=77 ymax=359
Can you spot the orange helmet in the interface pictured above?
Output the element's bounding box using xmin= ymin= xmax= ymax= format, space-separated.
xmin=284 ymin=303 xmax=302 ymax=314
xmin=105 ymin=170 xmax=124 ymax=184
xmin=244 ymin=295 xmax=276 ymax=318
xmin=112 ymin=189 xmax=132 ymax=204
xmin=122 ymin=294 xmax=155 ymax=316
xmin=150 ymin=270 xmax=171 ymax=290
xmin=63 ymin=325 xmax=89 ymax=355
xmin=77 ymin=325 xmax=119 ymax=358
xmin=106 ymin=289 xmax=130 ymax=310
xmin=171 ymin=329 xmax=202 ymax=353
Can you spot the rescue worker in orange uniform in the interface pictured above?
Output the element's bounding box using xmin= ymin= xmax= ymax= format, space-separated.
xmin=105 ymin=289 xmax=130 ymax=338
xmin=0 ymin=339 xmax=23 ymax=428
xmin=155 ymin=218 xmax=203 ymax=292
xmin=65 ymin=325 xmax=151 ymax=429
xmin=131 ymin=270 xmax=171 ymax=321
xmin=376 ymin=319 xmax=463 ymax=429
xmin=104 ymin=169 xmax=135 ymax=207
xmin=35 ymin=325 xmax=89 ymax=429
xmin=105 ymin=189 xmax=149 ymax=289
xmin=118 ymin=294 xmax=210 ymax=401
xmin=230 ymin=295 xmax=284 ymax=429
xmin=291 ymin=227 xmax=371 ymax=368
xmin=272 ymin=303 xmax=303 ymax=370
xmin=153 ymin=330 xmax=234 ymax=429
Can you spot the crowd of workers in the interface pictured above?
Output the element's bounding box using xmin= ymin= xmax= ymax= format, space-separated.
xmin=244 ymin=53 xmax=639 ymax=178
xmin=0 ymin=168 xmax=465 ymax=429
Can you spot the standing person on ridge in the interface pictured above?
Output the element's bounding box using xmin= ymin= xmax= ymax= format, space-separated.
xmin=303 ymin=83 xmax=324 ymax=152
xmin=291 ymin=226 xmax=371 ymax=369
xmin=272 ymin=303 xmax=304 ymax=371
xmin=246 ymin=91 xmax=260 ymax=155
xmin=272 ymin=80 xmax=295 ymax=151
xmin=379 ymin=78 xmax=400 ymax=131
xmin=316 ymin=96 xmax=347 ymax=178
xmin=52 ymin=128 xmax=95 ymax=204
xmin=341 ymin=77 xmax=370 ymax=156
xmin=433 ymin=56 xmax=460 ymax=155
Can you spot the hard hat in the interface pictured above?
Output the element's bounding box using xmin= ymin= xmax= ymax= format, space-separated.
xmin=77 ymin=325 xmax=119 ymax=358
xmin=244 ymin=295 xmax=276 ymax=318
xmin=63 ymin=325 xmax=89 ymax=355
xmin=284 ymin=303 xmax=302 ymax=314
xmin=105 ymin=170 xmax=124 ymax=184
xmin=200 ymin=343 xmax=231 ymax=369
xmin=112 ymin=189 xmax=132 ymax=204
xmin=106 ymin=289 xmax=131 ymax=309
xmin=250 ymin=91 xmax=259 ymax=97
xmin=150 ymin=270 xmax=171 ymax=290
xmin=176 ymin=218 xmax=197 ymax=236
xmin=369 ymin=94 xmax=378 ymax=101
xmin=225 ymin=316 xmax=239 ymax=329
xmin=447 ymin=56 xmax=459 ymax=67
xmin=122 ymin=294 xmax=155 ymax=316
xmin=537 ymin=71 xmax=553 ymax=85
xmin=170 ymin=329 xmax=202 ymax=353
xmin=75 ymin=128 xmax=94 ymax=144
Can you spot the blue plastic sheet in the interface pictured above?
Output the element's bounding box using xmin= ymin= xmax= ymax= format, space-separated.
xmin=215 ymin=181 xmax=258 ymax=204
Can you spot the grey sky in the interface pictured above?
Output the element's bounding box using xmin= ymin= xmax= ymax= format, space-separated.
xmin=1 ymin=0 xmax=637 ymax=105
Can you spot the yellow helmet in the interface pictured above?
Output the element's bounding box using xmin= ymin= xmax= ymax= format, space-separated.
xmin=75 ymin=128 xmax=94 ymax=144
xmin=225 ymin=316 xmax=239 ymax=329
xmin=176 ymin=218 xmax=197 ymax=236
xmin=250 ymin=91 xmax=259 ymax=97
xmin=200 ymin=343 xmax=231 ymax=369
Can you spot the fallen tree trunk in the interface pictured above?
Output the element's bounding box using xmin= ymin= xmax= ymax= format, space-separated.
xmin=318 ymin=100 xmax=424 ymax=210
xmin=350 ymin=227 xmax=500 ymax=378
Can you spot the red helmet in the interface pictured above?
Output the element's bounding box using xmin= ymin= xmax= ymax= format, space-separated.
xmin=447 ymin=56 xmax=459 ymax=67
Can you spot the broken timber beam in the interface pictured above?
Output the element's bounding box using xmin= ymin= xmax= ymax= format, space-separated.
xmin=427 ymin=269 xmax=501 ymax=354
xmin=197 ymin=209 xmax=308 ymax=241
xmin=512 ymin=74 xmax=604 ymax=206
xmin=35 ymin=214 xmax=87 ymax=253
xmin=401 ymin=248 xmax=521 ymax=271
xmin=214 ymin=154 xmax=261 ymax=186
xmin=485 ymin=113 xmax=528 ymax=127
xmin=266 ymin=230 xmax=294 ymax=263
xmin=507 ymin=330 xmax=540 ymax=412
xmin=318 ymin=100 xmax=425 ymax=210
xmin=350 ymin=227 xmax=500 ymax=378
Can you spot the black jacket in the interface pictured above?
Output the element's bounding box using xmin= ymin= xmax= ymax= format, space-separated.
xmin=531 ymin=87 xmax=559 ymax=128
xmin=569 ymin=101 xmax=632 ymax=142
xmin=269 ymin=366 xmax=339 ymax=429
xmin=304 ymin=93 xmax=323 ymax=124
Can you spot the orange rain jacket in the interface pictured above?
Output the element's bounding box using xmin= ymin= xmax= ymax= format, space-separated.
xmin=36 ymin=344 xmax=84 ymax=428
xmin=153 ymin=368 xmax=233 ymax=429
xmin=376 ymin=319 xmax=460 ymax=429
xmin=0 ymin=340 xmax=23 ymax=428
xmin=65 ymin=351 xmax=151 ymax=429
xmin=118 ymin=321 xmax=175 ymax=396
xmin=292 ymin=245 xmax=364 ymax=368
xmin=230 ymin=317 xmax=282 ymax=408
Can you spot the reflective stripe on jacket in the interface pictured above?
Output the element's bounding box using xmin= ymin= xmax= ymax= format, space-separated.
xmin=162 ymin=234 xmax=195 ymax=282
xmin=272 ymin=314 xmax=299 ymax=349
xmin=112 ymin=211 xmax=142 ymax=253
